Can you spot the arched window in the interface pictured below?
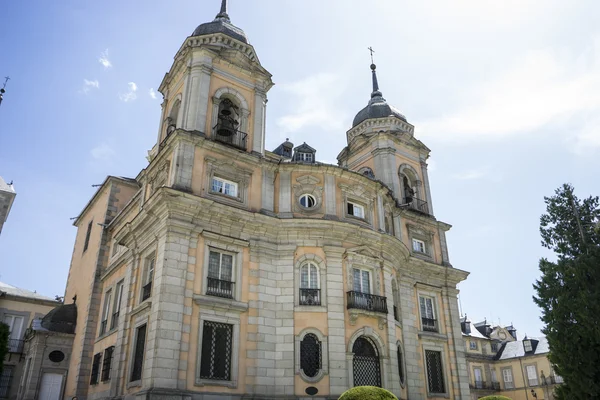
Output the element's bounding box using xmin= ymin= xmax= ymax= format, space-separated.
xmin=352 ymin=336 xmax=381 ymax=387
xmin=163 ymin=98 xmax=181 ymax=140
xmin=397 ymin=345 xmax=405 ymax=386
xmin=300 ymin=263 xmax=320 ymax=305
xmin=216 ymin=98 xmax=240 ymax=137
xmin=392 ymin=280 xmax=400 ymax=322
xmin=300 ymin=333 xmax=322 ymax=378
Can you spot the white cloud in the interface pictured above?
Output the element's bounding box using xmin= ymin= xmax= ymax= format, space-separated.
xmin=416 ymin=36 xmax=600 ymax=153
xmin=80 ymin=79 xmax=99 ymax=94
xmin=452 ymin=167 xmax=489 ymax=180
xmin=276 ymin=73 xmax=349 ymax=134
xmin=119 ymin=82 xmax=138 ymax=102
xmin=148 ymin=88 xmax=157 ymax=99
xmin=90 ymin=143 xmax=115 ymax=161
xmin=99 ymin=49 xmax=112 ymax=69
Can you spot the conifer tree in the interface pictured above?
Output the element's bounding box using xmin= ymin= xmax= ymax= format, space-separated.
xmin=533 ymin=184 xmax=600 ymax=399
xmin=0 ymin=322 xmax=9 ymax=374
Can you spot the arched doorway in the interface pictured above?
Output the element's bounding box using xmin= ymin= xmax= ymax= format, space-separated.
xmin=352 ymin=336 xmax=382 ymax=387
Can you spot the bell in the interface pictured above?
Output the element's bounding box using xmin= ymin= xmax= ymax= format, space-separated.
xmin=220 ymin=101 xmax=233 ymax=116
xmin=217 ymin=117 xmax=238 ymax=136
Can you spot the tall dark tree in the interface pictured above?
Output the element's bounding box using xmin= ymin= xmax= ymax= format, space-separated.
xmin=0 ymin=322 xmax=9 ymax=375
xmin=533 ymin=184 xmax=600 ymax=400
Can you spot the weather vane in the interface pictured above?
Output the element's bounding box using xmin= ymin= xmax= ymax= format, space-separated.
xmin=0 ymin=76 xmax=10 ymax=107
xmin=368 ymin=47 xmax=375 ymax=65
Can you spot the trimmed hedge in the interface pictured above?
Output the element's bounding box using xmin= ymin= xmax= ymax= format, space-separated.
xmin=479 ymin=396 xmax=513 ymax=400
xmin=338 ymin=386 xmax=398 ymax=400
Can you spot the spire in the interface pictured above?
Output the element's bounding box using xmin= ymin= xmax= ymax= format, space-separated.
xmin=215 ymin=0 xmax=230 ymax=21
xmin=367 ymin=47 xmax=382 ymax=99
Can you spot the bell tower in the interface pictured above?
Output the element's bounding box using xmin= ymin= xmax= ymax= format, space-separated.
xmin=150 ymin=0 xmax=273 ymax=159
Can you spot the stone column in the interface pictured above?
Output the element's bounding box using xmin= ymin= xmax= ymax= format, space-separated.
xmin=324 ymin=246 xmax=348 ymax=396
xmin=324 ymin=174 xmax=337 ymax=219
xmin=278 ymin=171 xmax=292 ymax=218
xmin=393 ymin=214 xmax=403 ymax=241
xmin=438 ymin=227 xmax=451 ymax=266
xmin=183 ymin=63 xmax=212 ymax=133
xmin=377 ymin=193 xmax=386 ymax=232
xmin=420 ymin=158 xmax=434 ymax=217
xmin=443 ymin=287 xmax=470 ymax=399
xmin=260 ymin=168 xmax=275 ymax=215
xmin=169 ymin=140 xmax=195 ymax=192
xmin=253 ymin=89 xmax=267 ymax=155
xmin=274 ymin=245 xmax=296 ymax=395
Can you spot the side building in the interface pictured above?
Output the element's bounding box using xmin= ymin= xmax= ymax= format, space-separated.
xmin=0 ymin=281 xmax=59 ymax=399
xmin=462 ymin=317 xmax=563 ymax=400
xmin=61 ymin=2 xmax=471 ymax=399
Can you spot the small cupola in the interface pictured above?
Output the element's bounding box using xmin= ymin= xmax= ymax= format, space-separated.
xmin=293 ymin=142 xmax=316 ymax=163
xmin=272 ymin=138 xmax=294 ymax=159
xmin=507 ymin=324 xmax=517 ymax=340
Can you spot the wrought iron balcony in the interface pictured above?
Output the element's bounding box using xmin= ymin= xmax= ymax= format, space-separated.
xmin=421 ymin=317 xmax=438 ymax=332
xmin=403 ymin=197 xmax=430 ymax=215
xmin=469 ymin=381 xmax=501 ymax=391
xmin=346 ymin=291 xmax=388 ymax=314
xmin=142 ymin=282 xmax=152 ymax=301
xmin=206 ymin=277 xmax=234 ymax=299
xmin=99 ymin=320 xmax=108 ymax=336
xmin=492 ymin=382 xmax=501 ymax=390
xmin=213 ymin=124 xmax=248 ymax=151
xmin=299 ymin=288 xmax=321 ymax=306
xmin=8 ymin=338 xmax=24 ymax=353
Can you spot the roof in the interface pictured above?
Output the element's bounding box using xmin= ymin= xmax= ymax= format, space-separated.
xmin=191 ymin=6 xmax=248 ymax=44
xmin=0 ymin=176 xmax=15 ymax=194
xmin=0 ymin=281 xmax=56 ymax=302
xmin=463 ymin=321 xmax=489 ymax=340
xmin=497 ymin=337 xmax=550 ymax=360
xmin=353 ymin=98 xmax=407 ymax=127
xmin=40 ymin=303 xmax=77 ymax=334
xmin=294 ymin=142 xmax=316 ymax=153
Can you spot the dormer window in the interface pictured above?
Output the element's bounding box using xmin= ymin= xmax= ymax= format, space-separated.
xmin=292 ymin=142 xmax=316 ymax=163
xmin=523 ymin=338 xmax=533 ymax=353
xmin=299 ymin=152 xmax=313 ymax=162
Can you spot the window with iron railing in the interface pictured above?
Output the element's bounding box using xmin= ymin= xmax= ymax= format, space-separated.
xmin=141 ymin=256 xmax=155 ymax=302
xmin=300 ymin=263 xmax=320 ymax=305
xmin=206 ymin=250 xmax=234 ymax=299
xmin=90 ymin=353 xmax=102 ymax=385
xmin=419 ymin=296 xmax=438 ymax=332
xmin=346 ymin=291 xmax=388 ymax=314
xmin=101 ymin=346 xmax=114 ymax=382
xmin=200 ymin=321 xmax=233 ymax=381
xmin=425 ymin=350 xmax=445 ymax=394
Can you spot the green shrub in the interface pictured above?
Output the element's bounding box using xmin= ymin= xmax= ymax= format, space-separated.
xmin=479 ymin=396 xmax=513 ymax=400
xmin=338 ymin=386 xmax=398 ymax=400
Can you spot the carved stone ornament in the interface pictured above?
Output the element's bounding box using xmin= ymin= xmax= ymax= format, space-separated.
xmin=292 ymin=176 xmax=323 ymax=214
xmin=148 ymin=161 xmax=170 ymax=194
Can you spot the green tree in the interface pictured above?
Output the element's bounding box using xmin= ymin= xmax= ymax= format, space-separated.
xmin=338 ymin=386 xmax=397 ymax=400
xmin=533 ymin=184 xmax=600 ymax=400
xmin=0 ymin=322 xmax=9 ymax=375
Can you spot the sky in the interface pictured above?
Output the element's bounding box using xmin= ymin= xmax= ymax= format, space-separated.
xmin=1 ymin=0 xmax=599 ymax=338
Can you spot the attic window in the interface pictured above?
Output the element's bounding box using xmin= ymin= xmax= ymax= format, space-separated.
xmin=523 ymin=339 xmax=533 ymax=352
xmin=298 ymin=153 xmax=313 ymax=162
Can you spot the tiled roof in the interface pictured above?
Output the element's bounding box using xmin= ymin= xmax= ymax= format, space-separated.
xmin=0 ymin=281 xmax=56 ymax=302
xmin=462 ymin=321 xmax=489 ymax=340
xmin=497 ymin=337 xmax=550 ymax=360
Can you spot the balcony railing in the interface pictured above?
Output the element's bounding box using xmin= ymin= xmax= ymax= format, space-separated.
xmin=299 ymin=288 xmax=321 ymax=306
xmin=206 ymin=277 xmax=234 ymax=299
xmin=213 ymin=124 xmax=248 ymax=151
xmin=346 ymin=291 xmax=388 ymax=314
xmin=142 ymin=282 xmax=152 ymax=301
xmin=99 ymin=320 xmax=108 ymax=336
xmin=470 ymin=382 xmax=501 ymax=391
xmin=492 ymin=382 xmax=501 ymax=390
xmin=403 ymin=197 xmax=430 ymax=215
xmin=543 ymin=375 xmax=564 ymax=384
xmin=7 ymin=339 xmax=24 ymax=353
xmin=421 ymin=317 xmax=438 ymax=332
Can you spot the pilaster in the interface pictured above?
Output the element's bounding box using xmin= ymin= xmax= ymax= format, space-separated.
xmin=183 ymin=63 xmax=213 ymax=133
xmin=169 ymin=140 xmax=195 ymax=192
xmin=420 ymin=158 xmax=434 ymax=217
xmin=399 ymin=279 xmax=425 ymax=399
xmin=384 ymin=268 xmax=401 ymax=397
xmin=260 ymin=169 xmax=275 ymax=215
xmin=324 ymin=174 xmax=337 ymax=219
xmin=278 ymin=171 xmax=292 ymax=218
xmin=253 ymin=90 xmax=267 ymax=154
xmin=443 ymin=288 xmax=470 ymax=399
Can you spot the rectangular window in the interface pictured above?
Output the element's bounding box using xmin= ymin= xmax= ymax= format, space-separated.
xmin=130 ymin=324 xmax=147 ymax=382
xmin=491 ymin=369 xmax=498 ymax=383
xmin=425 ymin=350 xmax=445 ymax=394
xmin=3 ymin=314 xmax=24 ymax=352
xmin=101 ymin=346 xmax=115 ymax=382
xmin=83 ymin=220 xmax=93 ymax=253
xmin=200 ymin=321 xmax=233 ymax=381
xmin=0 ymin=365 xmax=14 ymax=398
xmin=502 ymin=368 xmax=514 ymax=389
xmin=474 ymin=367 xmax=483 ymax=384
xmin=211 ymin=177 xmax=238 ymax=197
xmin=111 ymin=281 xmax=124 ymax=330
xmin=99 ymin=289 xmax=112 ymax=336
xmin=526 ymin=365 xmax=538 ymax=386
xmin=470 ymin=341 xmax=478 ymax=350
xmin=299 ymin=152 xmax=313 ymax=162
xmin=347 ymin=201 xmax=364 ymax=218
xmin=141 ymin=256 xmax=155 ymax=301
xmin=90 ymin=352 xmax=102 ymax=384
xmin=491 ymin=343 xmax=499 ymax=352
xmin=419 ymin=296 xmax=437 ymax=332
xmin=412 ymin=238 xmax=426 ymax=253
xmin=352 ymin=268 xmax=371 ymax=294
xmin=206 ymin=250 xmax=234 ymax=299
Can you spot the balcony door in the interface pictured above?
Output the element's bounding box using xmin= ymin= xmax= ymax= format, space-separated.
xmin=3 ymin=314 xmax=24 ymax=352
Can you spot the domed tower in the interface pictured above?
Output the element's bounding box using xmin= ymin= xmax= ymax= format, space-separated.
xmin=338 ymin=62 xmax=435 ymax=217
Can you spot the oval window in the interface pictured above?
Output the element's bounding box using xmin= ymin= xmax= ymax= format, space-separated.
xmin=49 ymin=350 xmax=65 ymax=363
xmin=299 ymin=194 xmax=316 ymax=208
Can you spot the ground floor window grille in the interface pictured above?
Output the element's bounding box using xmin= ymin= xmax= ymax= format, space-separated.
xmin=0 ymin=366 xmax=14 ymax=398
xmin=397 ymin=346 xmax=405 ymax=385
xmin=352 ymin=336 xmax=381 ymax=387
xmin=425 ymin=350 xmax=445 ymax=393
xmin=130 ymin=324 xmax=147 ymax=382
xmin=90 ymin=353 xmax=102 ymax=385
xmin=300 ymin=333 xmax=322 ymax=378
xmin=101 ymin=346 xmax=115 ymax=382
xmin=200 ymin=321 xmax=233 ymax=381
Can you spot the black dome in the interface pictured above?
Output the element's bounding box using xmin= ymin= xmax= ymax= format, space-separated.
xmin=352 ymin=96 xmax=406 ymax=127
xmin=191 ymin=13 xmax=248 ymax=44
xmin=41 ymin=303 xmax=77 ymax=334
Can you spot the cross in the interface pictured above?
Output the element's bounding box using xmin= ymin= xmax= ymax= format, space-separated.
xmin=2 ymin=77 xmax=9 ymax=89
xmin=368 ymin=47 xmax=375 ymax=64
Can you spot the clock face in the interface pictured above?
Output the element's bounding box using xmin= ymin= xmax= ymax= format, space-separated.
xmin=499 ymin=332 xmax=507 ymax=340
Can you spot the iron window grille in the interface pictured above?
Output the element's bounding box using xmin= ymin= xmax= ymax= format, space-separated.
xmin=90 ymin=353 xmax=102 ymax=385
xmin=397 ymin=347 xmax=405 ymax=385
xmin=206 ymin=277 xmax=234 ymax=299
xmin=141 ymin=282 xmax=152 ymax=301
xmin=130 ymin=324 xmax=147 ymax=382
xmin=101 ymin=346 xmax=115 ymax=382
xmin=0 ymin=366 xmax=14 ymax=398
xmin=200 ymin=321 xmax=233 ymax=381
xmin=346 ymin=291 xmax=388 ymax=314
xmin=300 ymin=334 xmax=322 ymax=378
xmin=425 ymin=350 xmax=445 ymax=394
xmin=299 ymin=288 xmax=321 ymax=306
xmin=352 ymin=337 xmax=382 ymax=387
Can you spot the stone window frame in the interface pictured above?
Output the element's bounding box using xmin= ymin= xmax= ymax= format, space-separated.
xmin=422 ymin=343 xmax=450 ymax=397
xmin=197 ymin=234 xmax=245 ymax=304
xmin=139 ymin=246 xmax=157 ymax=304
xmin=416 ymin=286 xmax=443 ymax=334
xmin=473 ymin=366 xmax=484 ymax=386
xmin=294 ymin=254 xmax=327 ymax=312
xmin=98 ymin=288 xmax=113 ymax=337
xmin=396 ymin=340 xmax=406 ymax=388
xmin=345 ymin=253 xmax=383 ymax=297
xmin=358 ymin=166 xmax=375 ymax=179
xmin=295 ymin=328 xmax=329 ymax=383
xmin=346 ymin=327 xmax=389 ymax=388
xmin=195 ymin=313 xmax=241 ymax=389
xmin=339 ymin=184 xmax=375 ymax=226
xmin=398 ymin=163 xmax=423 ymax=203
xmin=391 ymin=278 xmax=401 ymax=325
xmin=293 ymin=175 xmax=323 ymax=215
xmin=501 ymin=366 xmax=515 ymax=389
xmin=204 ymin=156 xmax=253 ymax=209
xmin=469 ymin=341 xmax=478 ymax=350
xmin=211 ymin=87 xmax=250 ymax=138
xmin=211 ymin=176 xmax=239 ymax=198
xmin=126 ymin=317 xmax=149 ymax=388
xmin=407 ymin=223 xmax=435 ymax=260
xmin=524 ymin=362 xmax=539 ymax=387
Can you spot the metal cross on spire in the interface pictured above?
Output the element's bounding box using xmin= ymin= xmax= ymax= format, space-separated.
xmin=368 ymin=46 xmax=375 ymax=65
xmin=367 ymin=47 xmax=380 ymax=94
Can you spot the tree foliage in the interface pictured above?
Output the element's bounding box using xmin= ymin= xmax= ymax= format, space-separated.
xmin=338 ymin=386 xmax=398 ymax=400
xmin=479 ymin=396 xmax=513 ymax=400
xmin=0 ymin=322 xmax=9 ymax=375
xmin=533 ymin=184 xmax=600 ymax=400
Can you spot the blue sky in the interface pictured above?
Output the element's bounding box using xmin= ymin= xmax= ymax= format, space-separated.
xmin=1 ymin=0 xmax=599 ymax=338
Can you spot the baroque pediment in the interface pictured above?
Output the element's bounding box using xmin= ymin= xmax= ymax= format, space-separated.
xmin=296 ymin=175 xmax=320 ymax=185
xmin=346 ymin=245 xmax=381 ymax=261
